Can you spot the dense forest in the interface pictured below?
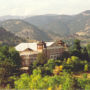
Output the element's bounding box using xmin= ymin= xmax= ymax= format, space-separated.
xmin=0 ymin=39 xmax=90 ymax=90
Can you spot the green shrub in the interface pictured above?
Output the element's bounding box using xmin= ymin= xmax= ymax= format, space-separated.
xmin=84 ymin=64 xmax=88 ymax=72
xmin=83 ymin=73 xmax=87 ymax=79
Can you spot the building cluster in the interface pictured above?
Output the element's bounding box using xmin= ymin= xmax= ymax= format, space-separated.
xmin=15 ymin=40 xmax=68 ymax=68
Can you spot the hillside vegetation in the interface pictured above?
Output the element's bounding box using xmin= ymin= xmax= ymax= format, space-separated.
xmin=0 ymin=10 xmax=90 ymax=44
xmin=0 ymin=20 xmax=51 ymax=41
xmin=0 ymin=27 xmax=25 ymax=45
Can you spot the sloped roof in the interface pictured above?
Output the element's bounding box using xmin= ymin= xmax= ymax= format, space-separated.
xmin=45 ymin=42 xmax=54 ymax=46
xmin=15 ymin=42 xmax=54 ymax=52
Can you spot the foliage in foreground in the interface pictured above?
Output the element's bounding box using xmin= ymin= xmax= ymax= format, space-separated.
xmin=0 ymin=39 xmax=90 ymax=89
xmin=0 ymin=45 xmax=21 ymax=87
xmin=14 ymin=69 xmax=90 ymax=90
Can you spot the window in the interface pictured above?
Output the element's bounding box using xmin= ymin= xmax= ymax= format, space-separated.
xmin=50 ymin=55 xmax=54 ymax=59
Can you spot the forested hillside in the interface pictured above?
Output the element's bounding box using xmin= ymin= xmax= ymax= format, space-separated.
xmin=25 ymin=10 xmax=90 ymax=36
xmin=0 ymin=20 xmax=51 ymax=41
xmin=0 ymin=10 xmax=90 ymax=44
xmin=0 ymin=27 xmax=25 ymax=45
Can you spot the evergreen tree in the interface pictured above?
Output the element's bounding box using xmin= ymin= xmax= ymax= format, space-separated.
xmin=70 ymin=39 xmax=82 ymax=58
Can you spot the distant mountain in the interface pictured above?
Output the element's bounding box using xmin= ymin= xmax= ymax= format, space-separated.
xmin=0 ymin=19 xmax=51 ymax=41
xmin=25 ymin=15 xmax=71 ymax=36
xmin=0 ymin=27 xmax=25 ymax=45
xmin=0 ymin=15 xmax=25 ymax=22
xmin=0 ymin=10 xmax=90 ymax=44
xmin=24 ymin=10 xmax=90 ymax=36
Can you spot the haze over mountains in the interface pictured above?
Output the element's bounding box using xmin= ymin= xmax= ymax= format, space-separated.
xmin=25 ymin=10 xmax=90 ymax=35
xmin=0 ymin=10 xmax=90 ymax=45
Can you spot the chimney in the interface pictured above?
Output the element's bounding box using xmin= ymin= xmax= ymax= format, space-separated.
xmin=58 ymin=40 xmax=64 ymax=46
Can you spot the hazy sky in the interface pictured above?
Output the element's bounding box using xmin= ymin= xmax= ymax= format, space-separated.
xmin=0 ymin=0 xmax=90 ymax=16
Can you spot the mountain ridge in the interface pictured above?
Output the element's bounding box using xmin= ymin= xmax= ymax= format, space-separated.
xmin=0 ymin=19 xmax=51 ymax=41
xmin=0 ymin=10 xmax=90 ymax=44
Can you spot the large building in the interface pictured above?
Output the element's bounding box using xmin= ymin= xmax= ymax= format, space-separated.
xmin=15 ymin=40 xmax=68 ymax=67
